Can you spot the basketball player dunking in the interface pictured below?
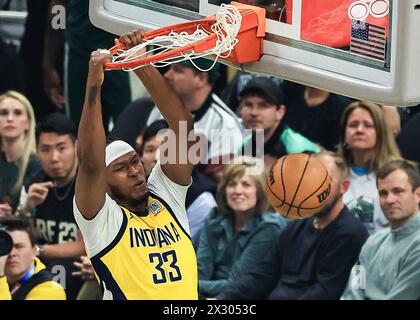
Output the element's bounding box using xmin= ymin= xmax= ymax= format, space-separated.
xmin=73 ymin=29 xmax=197 ymax=299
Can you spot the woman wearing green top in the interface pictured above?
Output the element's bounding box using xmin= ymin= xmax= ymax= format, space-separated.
xmin=0 ymin=91 xmax=40 ymax=216
xmin=196 ymin=156 xmax=286 ymax=299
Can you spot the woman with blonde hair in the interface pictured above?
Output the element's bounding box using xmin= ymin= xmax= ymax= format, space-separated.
xmin=197 ymin=156 xmax=286 ymax=299
xmin=337 ymin=101 xmax=401 ymax=234
xmin=0 ymin=91 xmax=41 ymax=216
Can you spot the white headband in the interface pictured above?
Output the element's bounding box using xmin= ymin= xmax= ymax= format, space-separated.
xmin=105 ymin=140 xmax=135 ymax=167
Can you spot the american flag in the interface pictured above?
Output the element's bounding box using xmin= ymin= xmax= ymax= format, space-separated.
xmin=350 ymin=19 xmax=386 ymax=61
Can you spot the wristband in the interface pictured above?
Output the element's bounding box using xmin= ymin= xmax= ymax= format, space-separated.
xmin=36 ymin=245 xmax=45 ymax=259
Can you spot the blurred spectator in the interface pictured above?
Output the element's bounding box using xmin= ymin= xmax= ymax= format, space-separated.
xmin=217 ymin=152 xmax=368 ymax=300
xmin=398 ymin=112 xmax=420 ymax=170
xmin=407 ymin=103 xmax=420 ymax=117
xmin=110 ymin=97 xmax=155 ymax=148
xmin=0 ymin=216 xmax=66 ymax=300
xmin=146 ymin=59 xmax=243 ymax=181
xmin=338 ymin=101 xmax=402 ymax=234
xmin=72 ymin=255 xmax=102 ymax=300
xmin=0 ymin=0 xmax=26 ymax=42
xmin=0 ymin=1 xmax=26 ymax=93
xmin=342 ymin=160 xmax=420 ymax=299
xmin=197 ymin=156 xmax=286 ymax=299
xmin=43 ymin=0 xmax=131 ymax=131
xmin=138 ymin=120 xmax=170 ymax=176
xmin=20 ymin=0 xmax=60 ymax=119
xmin=0 ymin=36 xmax=24 ymax=94
xmin=283 ymin=82 xmax=353 ymax=151
xmin=16 ymin=113 xmax=85 ymax=299
xmin=0 ymin=91 xmax=40 ymax=215
xmin=382 ymin=105 xmax=401 ymax=137
xmin=138 ymin=120 xmax=217 ymax=247
xmin=237 ymin=76 xmax=320 ymax=168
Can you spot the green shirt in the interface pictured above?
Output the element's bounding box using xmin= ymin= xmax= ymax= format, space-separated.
xmin=0 ymin=153 xmax=41 ymax=210
xmin=197 ymin=209 xmax=286 ymax=298
xmin=342 ymin=213 xmax=420 ymax=300
xmin=238 ymin=125 xmax=320 ymax=158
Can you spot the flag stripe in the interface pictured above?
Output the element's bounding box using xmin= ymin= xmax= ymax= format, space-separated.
xmin=351 ymin=41 xmax=385 ymax=54
xmin=351 ymin=49 xmax=385 ymax=60
xmin=369 ymin=25 xmax=386 ymax=33
xmin=363 ymin=38 xmax=386 ymax=46
xmin=351 ymin=46 xmax=385 ymax=58
xmin=352 ymin=38 xmax=385 ymax=49
xmin=369 ymin=30 xmax=385 ymax=39
xmin=369 ymin=33 xmax=386 ymax=41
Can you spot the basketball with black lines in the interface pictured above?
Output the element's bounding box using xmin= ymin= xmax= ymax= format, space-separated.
xmin=265 ymin=153 xmax=332 ymax=219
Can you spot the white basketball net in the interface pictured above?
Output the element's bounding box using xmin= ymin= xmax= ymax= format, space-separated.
xmin=112 ymin=4 xmax=242 ymax=71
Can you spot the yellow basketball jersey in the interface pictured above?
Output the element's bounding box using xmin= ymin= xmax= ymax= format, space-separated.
xmin=90 ymin=193 xmax=198 ymax=300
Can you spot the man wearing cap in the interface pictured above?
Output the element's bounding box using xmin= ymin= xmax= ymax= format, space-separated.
xmin=146 ymin=59 xmax=243 ymax=181
xmin=238 ymin=76 xmax=320 ymax=168
xmin=73 ymin=29 xmax=197 ymax=300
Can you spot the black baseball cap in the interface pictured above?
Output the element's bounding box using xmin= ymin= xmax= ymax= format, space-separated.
xmin=239 ymin=76 xmax=284 ymax=106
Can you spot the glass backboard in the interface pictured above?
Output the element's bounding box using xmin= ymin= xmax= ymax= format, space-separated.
xmin=89 ymin=0 xmax=420 ymax=106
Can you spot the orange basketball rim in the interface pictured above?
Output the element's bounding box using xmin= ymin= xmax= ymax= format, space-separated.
xmin=104 ymin=2 xmax=266 ymax=71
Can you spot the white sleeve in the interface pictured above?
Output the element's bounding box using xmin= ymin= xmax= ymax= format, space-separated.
xmin=186 ymin=192 xmax=217 ymax=241
xmin=147 ymin=161 xmax=192 ymax=235
xmin=17 ymin=186 xmax=27 ymax=212
xmin=146 ymin=106 xmax=163 ymax=125
xmin=73 ymin=194 xmax=123 ymax=257
xmin=208 ymin=125 xmax=243 ymax=159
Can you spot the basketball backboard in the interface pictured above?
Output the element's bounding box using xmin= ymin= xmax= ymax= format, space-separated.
xmin=89 ymin=0 xmax=420 ymax=106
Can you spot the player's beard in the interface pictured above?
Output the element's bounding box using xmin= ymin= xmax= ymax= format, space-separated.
xmin=314 ymin=193 xmax=341 ymax=218
xmin=109 ymin=185 xmax=149 ymax=209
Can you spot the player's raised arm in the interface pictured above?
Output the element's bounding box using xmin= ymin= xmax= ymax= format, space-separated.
xmin=75 ymin=50 xmax=112 ymax=219
xmin=118 ymin=30 xmax=194 ymax=186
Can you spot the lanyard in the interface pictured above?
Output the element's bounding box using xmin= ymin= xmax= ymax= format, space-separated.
xmin=10 ymin=263 xmax=35 ymax=295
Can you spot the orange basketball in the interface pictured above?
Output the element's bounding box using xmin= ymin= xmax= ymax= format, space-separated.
xmin=265 ymin=153 xmax=332 ymax=219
